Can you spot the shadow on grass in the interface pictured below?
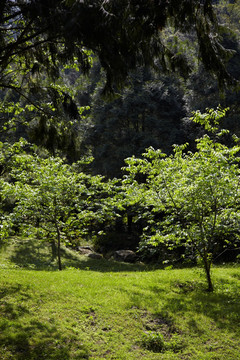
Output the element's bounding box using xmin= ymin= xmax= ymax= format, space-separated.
xmin=8 ymin=238 xmax=149 ymax=272
xmin=125 ymin=277 xmax=240 ymax=337
xmin=0 ymin=284 xmax=89 ymax=360
xmin=8 ymin=238 xmax=57 ymax=270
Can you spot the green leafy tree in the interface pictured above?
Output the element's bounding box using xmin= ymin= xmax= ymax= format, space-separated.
xmin=0 ymin=0 xmax=236 ymax=94
xmin=123 ymin=108 xmax=240 ymax=291
xmin=0 ymin=60 xmax=94 ymax=165
xmin=0 ymin=139 xmax=34 ymax=242
xmin=3 ymin=152 xmax=117 ymax=270
xmin=0 ymin=0 xmax=239 ymax=171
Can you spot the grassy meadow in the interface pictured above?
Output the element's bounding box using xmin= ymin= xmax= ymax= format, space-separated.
xmin=0 ymin=238 xmax=239 ymax=359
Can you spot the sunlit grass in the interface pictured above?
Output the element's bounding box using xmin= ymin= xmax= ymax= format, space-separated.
xmin=0 ymin=238 xmax=239 ymax=359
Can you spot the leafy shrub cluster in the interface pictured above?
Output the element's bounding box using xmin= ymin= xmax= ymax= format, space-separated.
xmin=142 ymin=331 xmax=184 ymax=353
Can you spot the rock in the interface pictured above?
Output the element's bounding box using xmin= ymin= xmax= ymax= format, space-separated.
xmin=77 ymin=246 xmax=103 ymax=259
xmin=77 ymin=246 xmax=94 ymax=255
xmin=113 ymin=250 xmax=138 ymax=263
xmin=87 ymin=253 xmax=103 ymax=259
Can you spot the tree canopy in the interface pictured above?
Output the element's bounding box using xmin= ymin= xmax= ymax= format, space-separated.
xmin=1 ymin=1 xmax=240 ymax=290
xmin=123 ymin=108 xmax=240 ymax=291
xmin=0 ymin=0 xmax=236 ymax=93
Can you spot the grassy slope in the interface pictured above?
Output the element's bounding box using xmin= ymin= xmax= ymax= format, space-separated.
xmin=0 ymin=238 xmax=239 ymax=360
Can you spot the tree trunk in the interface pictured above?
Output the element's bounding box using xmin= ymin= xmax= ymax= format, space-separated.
xmin=51 ymin=238 xmax=57 ymax=260
xmin=53 ymin=196 xmax=62 ymax=271
xmin=203 ymin=253 xmax=213 ymax=292
xmin=56 ymin=223 xmax=62 ymax=271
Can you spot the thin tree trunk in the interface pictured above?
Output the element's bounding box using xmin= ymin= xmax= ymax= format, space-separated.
xmin=203 ymin=250 xmax=213 ymax=292
xmin=51 ymin=238 xmax=57 ymax=260
xmin=205 ymin=263 xmax=213 ymax=292
xmin=54 ymin=196 xmax=62 ymax=271
xmin=56 ymin=222 xmax=62 ymax=271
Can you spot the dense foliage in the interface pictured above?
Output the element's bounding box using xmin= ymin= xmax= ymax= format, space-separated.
xmin=0 ymin=0 xmax=235 ymax=93
xmin=1 ymin=1 xmax=240 ymax=291
xmin=0 ymin=109 xmax=240 ymax=290
xmin=0 ymin=144 xmax=120 ymax=269
xmin=123 ymin=108 xmax=240 ymax=290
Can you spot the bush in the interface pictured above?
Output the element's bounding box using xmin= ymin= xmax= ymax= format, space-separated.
xmin=142 ymin=331 xmax=165 ymax=352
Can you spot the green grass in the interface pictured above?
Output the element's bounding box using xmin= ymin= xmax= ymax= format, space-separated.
xmin=0 ymin=238 xmax=239 ymax=359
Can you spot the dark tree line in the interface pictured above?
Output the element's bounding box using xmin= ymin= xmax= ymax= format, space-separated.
xmin=1 ymin=0 xmax=240 ymax=177
xmin=0 ymin=1 xmax=237 ymax=93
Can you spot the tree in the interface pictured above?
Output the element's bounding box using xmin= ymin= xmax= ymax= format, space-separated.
xmin=3 ymin=151 xmax=117 ymax=270
xmin=85 ymin=67 xmax=186 ymax=178
xmin=183 ymin=0 xmax=240 ymax=151
xmin=0 ymin=0 xmax=236 ymax=95
xmin=0 ymin=1 xmax=238 ymax=168
xmin=123 ymin=108 xmax=240 ymax=291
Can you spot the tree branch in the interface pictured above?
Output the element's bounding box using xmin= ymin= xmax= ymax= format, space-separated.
xmin=0 ymin=83 xmax=53 ymax=116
